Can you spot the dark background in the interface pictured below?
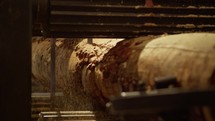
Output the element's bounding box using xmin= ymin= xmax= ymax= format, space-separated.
xmin=0 ymin=0 xmax=31 ymax=121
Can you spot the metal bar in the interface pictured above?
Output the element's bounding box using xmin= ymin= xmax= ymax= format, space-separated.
xmin=50 ymin=13 xmax=215 ymax=25
xmin=32 ymin=92 xmax=63 ymax=98
xmin=50 ymin=0 xmax=215 ymax=6
xmin=38 ymin=111 xmax=118 ymax=121
xmin=51 ymin=2 xmax=215 ymax=15
xmin=49 ymin=24 xmax=215 ymax=33
xmin=87 ymin=38 xmax=93 ymax=44
xmin=40 ymin=111 xmax=95 ymax=114
xmin=48 ymin=31 xmax=161 ymax=38
xmin=109 ymin=87 xmax=215 ymax=114
xmin=50 ymin=38 xmax=56 ymax=104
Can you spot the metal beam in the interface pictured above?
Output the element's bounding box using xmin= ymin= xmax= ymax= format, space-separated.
xmin=0 ymin=0 xmax=31 ymax=121
xmin=33 ymin=0 xmax=215 ymax=37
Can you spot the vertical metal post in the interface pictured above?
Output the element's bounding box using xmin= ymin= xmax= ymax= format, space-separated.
xmin=88 ymin=38 xmax=93 ymax=44
xmin=50 ymin=38 xmax=56 ymax=107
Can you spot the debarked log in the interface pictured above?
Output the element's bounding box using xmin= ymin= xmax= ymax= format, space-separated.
xmin=32 ymin=37 xmax=82 ymax=90
xmin=138 ymin=33 xmax=215 ymax=89
xmin=87 ymin=33 xmax=215 ymax=121
xmin=85 ymin=33 xmax=215 ymax=105
xmin=32 ymin=33 xmax=215 ymax=113
xmin=32 ymin=37 xmax=123 ymax=110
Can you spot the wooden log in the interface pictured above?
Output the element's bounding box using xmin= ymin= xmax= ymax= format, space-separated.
xmin=88 ymin=33 xmax=215 ymax=104
xmin=68 ymin=38 xmax=123 ymax=108
xmin=32 ymin=33 xmax=215 ymax=120
xmin=89 ymin=33 xmax=215 ymax=121
xmin=32 ymin=37 xmax=82 ymax=91
xmin=138 ymin=33 xmax=215 ymax=90
xmin=87 ymin=35 xmax=158 ymax=104
xmin=32 ymin=37 xmax=123 ymax=110
xmin=137 ymin=33 xmax=215 ymax=121
xmin=32 ymin=37 xmax=52 ymax=90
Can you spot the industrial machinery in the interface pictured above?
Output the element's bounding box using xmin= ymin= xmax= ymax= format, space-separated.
xmin=33 ymin=0 xmax=215 ymax=38
xmin=31 ymin=0 xmax=215 ymax=121
xmin=1 ymin=0 xmax=215 ymax=121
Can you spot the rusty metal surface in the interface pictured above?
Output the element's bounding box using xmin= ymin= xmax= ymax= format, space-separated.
xmin=33 ymin=0 xmax=215 ymax=37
